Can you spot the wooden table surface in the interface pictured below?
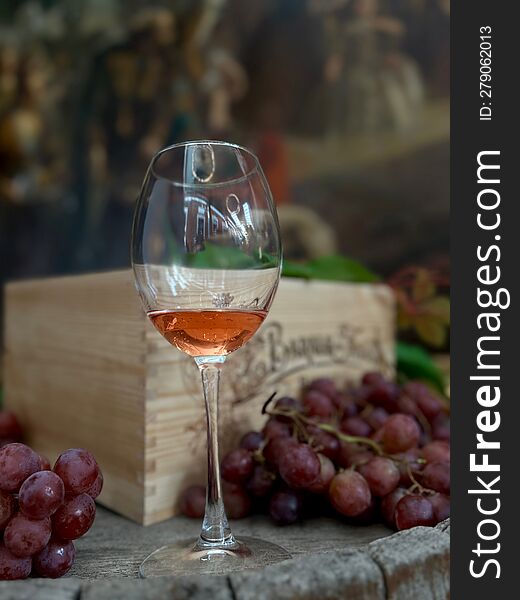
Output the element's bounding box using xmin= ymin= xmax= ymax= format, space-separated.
xmin=0 ymin=507 xmax=450 ymax=600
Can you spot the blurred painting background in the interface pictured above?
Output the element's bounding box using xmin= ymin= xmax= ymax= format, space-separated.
xmin=0 ymin=0 xmax=449 ymax=333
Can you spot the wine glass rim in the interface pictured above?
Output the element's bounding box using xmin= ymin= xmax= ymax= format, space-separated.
xmin=150 ymin=140 xmax=261 ymax=188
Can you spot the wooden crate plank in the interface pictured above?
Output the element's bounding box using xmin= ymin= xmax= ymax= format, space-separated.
xmin=3 ymin=271 xmax=147 ymax=523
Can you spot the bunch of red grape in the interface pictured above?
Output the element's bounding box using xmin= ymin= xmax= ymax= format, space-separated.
xmin=180 ymin=373 xmax=450 ymax=532
xmin=0 ymin=436 xmax=102 ymax=580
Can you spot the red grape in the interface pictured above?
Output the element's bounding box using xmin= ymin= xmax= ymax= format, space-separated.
xmin=307 ymin=378 xmax=337 ymax=398
xmin=421 ymin=461 xmax=450 ymax=494
xmin=429 ymin=493 xmax=450 ymax=522
xmin=269 ymin=490 xmax=303 ymax=525
xmin=19 ymin=471 xmax=65 ymax=519
xmin=395 ymin=494 xmax=435 ymax=530
xmin=239 ymin=431 xmax=264 ymax=452
xmin=308 ymin=454 xmax=335 ymax=494
xmin=0 ymin=412 xmax=23 ymax=441
xmin=337 ymin=442 xmax=358 ymax=467
xmin=365 ymin=407 xmax=389 ymax=430
xmin=222 ymin=483 xmax=251 ymax=519
xmin=382 ymin=414 xmax=421 ymax=453
xmin=275 ymin=395 xmax=300 ymax=409
xmin=328 ymin=391 xmax=348 ymax=411
xmin=354 ymin=386 xmax=371 ymax=406
xmin=401 ymin=381 xmax=428 ymax=398
xmin=422 ymin=441 xmax=450 ymax=464
xmin=432 ymin=413 xmax=450 ymax=441
xmin=33 ymin=538 xmax=75 ymax=578
xmin=419 ymin=430 xmax=430 ymax=447
xmin=397 ymin=395 xmax=418 ymax=416
xmin=307 ymin=425 xmax=340 ymax=461
xmin=366 ymin=382 xmax=400 ymax=412
xmin=340 ymin=417 xmax=372 ymax=437
xmin=341 ymin=398 xmax=359 ymax=418
xmin=39 ymin=455 xmax=52 ymax=471
xmin=329 ymin=471 xmax=371 ymax=517
xmin=278 ymin=443 xmax=320 ymax=489
xmin=246 ymin=465 xmax=275 ymax=497
xmin=86 ymin=471 xmax=104 ymax=499
xmin=396 ymin=448 xmax=422 ymax=487
xmin=4 ymin=514 xmax=51 ymax=557
xmin=417 ymin=395 xmax=443 ymax=422
xmin=302 ymin=390 xmax=334 ymax=419
xmin=0 ymin=491 xmax=15 ymax=530
xmin=52 ymin=493 xmax=96 ymax=540
xmin=381 ymin=488 xmax=408 ymax=528
xmin=0 ymin=443 xmax=41 ymax=493
xmin=53 ymin=448 xmax=99 ymax=495
xmin=263 ymin=436 xmax=297 ymax=467
xmin=262 ymin=418 xmax=291 ymax=440
xmin=179 ymin=485 xmax=206 ymax=518
xmin=404 ymin=382 xmax=443 ymax=422
xmin=371 ymin=427 xmax=384 ymax=444
xmin=337 ymin=442 xmax=373 ymax=468
xmin=0 ymin=542 xmax=32 ymax=580
xmin=359 ymin=457 xmax=400 ymax=497
xmin=348 ymin=451 xmax=374 ymax=468
xmin=221 ymin=449 xmax=254 ymax=484
xmin=361 ymin=372 xmax=385 ymax=387
xmin=274 ymin=396 xmax=303 ymax=420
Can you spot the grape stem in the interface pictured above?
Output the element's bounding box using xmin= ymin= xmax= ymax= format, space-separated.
xmin=405 ymin=462 xmax=435 ymax=495
xmin=267 ymin=407 xmax=383 ymax=455
xmin=261 ymin=392 xmax=278 ymax=415
xmin=315 ymin=423 xmax=383 ymax=455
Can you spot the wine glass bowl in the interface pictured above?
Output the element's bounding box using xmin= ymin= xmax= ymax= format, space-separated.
xmin=132 ymin=141 xmax=281 ymax=359
xmin=131 ymin=141 xmax=288 ymax=577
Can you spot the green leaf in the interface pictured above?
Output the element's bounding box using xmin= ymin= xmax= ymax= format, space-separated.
xmin=396 ymin=341 xmax=446 ymax=394
xmin=187 ymin=243 xmax=276 ymax=269
xmin=281 ymin=261 xmax=313 ymax=278
xmin=283 ymin=255 xmax=379 ymax=283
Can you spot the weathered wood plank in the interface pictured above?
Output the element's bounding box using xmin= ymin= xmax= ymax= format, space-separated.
xmin=68 ymin=506 xmax=393 ymax=579
xmin=229 ymin=548 xmax=385 ymax=600
xmin=435 ymin=519 xmax=450 ymax=535
xmin=0 ymin=579 xmax=81 ymax=600
xmin=0 ymin=509 xmax=450 ymax=600
xmin=81 ymin=577 xmax=233 ymax=600
xmin=367 ymin=526 xmax=450 ymax=600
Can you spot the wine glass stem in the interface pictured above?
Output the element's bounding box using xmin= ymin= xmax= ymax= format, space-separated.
xmin=196 ymin=356 xmax=234 ymax=546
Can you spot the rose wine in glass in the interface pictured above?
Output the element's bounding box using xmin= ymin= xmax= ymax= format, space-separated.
xmin=148 ymin=309 xmax=267 ymax=356
xmin=131 ymin=141 xmax=288 ymax=577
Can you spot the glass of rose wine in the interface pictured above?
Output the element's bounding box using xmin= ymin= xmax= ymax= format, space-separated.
xmin=131 ymin=141 xmax=289 ymax=577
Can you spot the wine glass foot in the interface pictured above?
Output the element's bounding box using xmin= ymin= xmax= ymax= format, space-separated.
xmin=138 ymin=536 xmax=291 ymax=578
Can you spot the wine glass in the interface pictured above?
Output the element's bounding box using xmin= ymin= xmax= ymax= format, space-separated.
xmin=131 ymin=141 xmax=289 ymax=577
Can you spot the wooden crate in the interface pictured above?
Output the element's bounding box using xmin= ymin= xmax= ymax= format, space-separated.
xmin=3 ymin=271 xmax=395 ymax=525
